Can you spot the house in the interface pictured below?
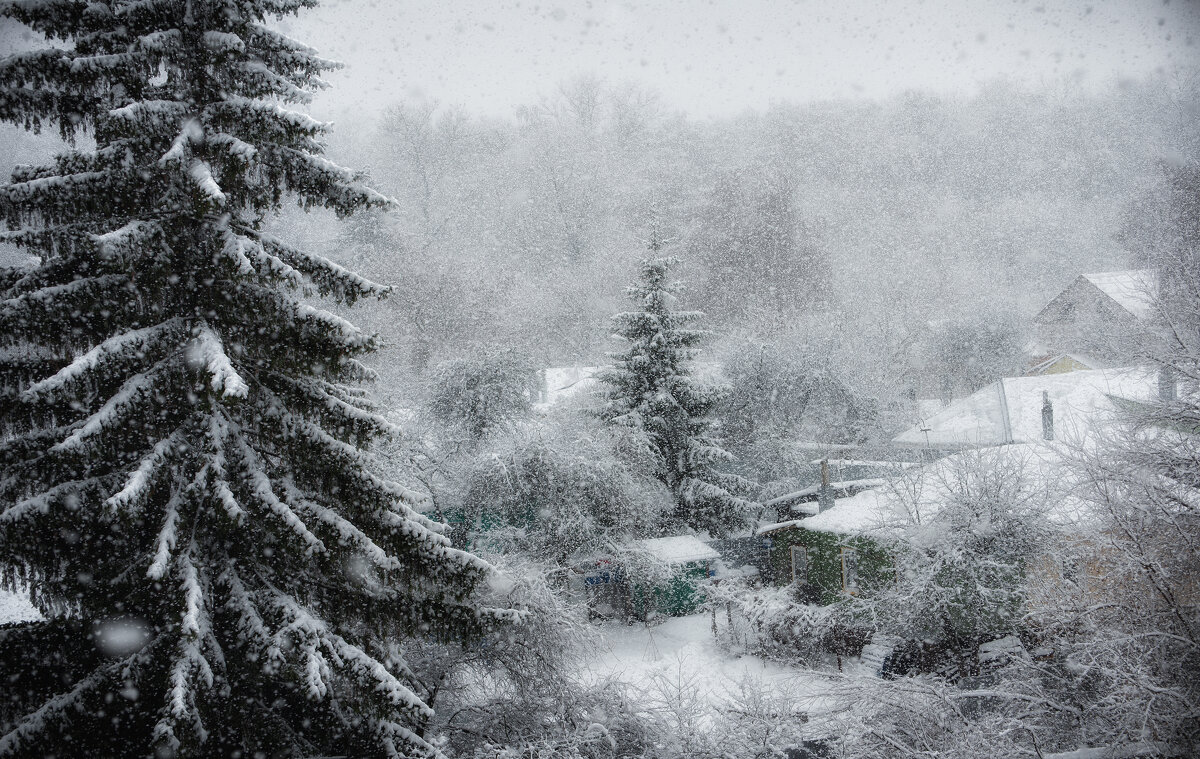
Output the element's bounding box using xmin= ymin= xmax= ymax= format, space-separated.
xmin=758 ymin=458 xmax=920 ymax=520
xmin=1029 ymin=270 xmax=1157 ymax=368
xmin=891 ymin=367 xmax=1158 ymax=451
xmin=757 ymin=442 xmax=1086 ymax=602
xmin=757 ymin=486 xmax=896 ymax=605
xmin=632 ymin=536 xmax=721 ymax=617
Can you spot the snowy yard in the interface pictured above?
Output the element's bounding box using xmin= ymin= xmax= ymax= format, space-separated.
xmin=586 ymin=613 xmax=826 ymax=698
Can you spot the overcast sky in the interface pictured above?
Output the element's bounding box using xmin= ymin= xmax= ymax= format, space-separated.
xmin=285 ymin=0 xmax=1200 ymax=121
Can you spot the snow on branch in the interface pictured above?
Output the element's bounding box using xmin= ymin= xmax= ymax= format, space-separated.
xmin=67 ymin=51 xmax=142 ymax=75
xmin=135 ymin=29 xmax=181 ymax=53
xmin=269 ymin=592 xmax=433 ymax=719
xmin=22 ymin=320 xmax=180 ymax=401
xmin=279 ymin=479 xmax=400 ymax=570
xmin=0 ymin=660 xmax=124 ymax=757
xmin=228 ymin=432 xmax=326 ymax=555
xmin=302 ymin=644 xmax=329 ymax=700
xmin=0 ymin=478 xmax=100 ymax=526
xmin=146 ymin=489 xmax=183 ymax=580
xmin=106 ymin=99 xmax=188 ymax=126
xmin=155 ymin=549 xmax=213 ymax=753
xmin=245 ymin=23 xmax=341 ymax=74
xmin=106 ymin=426 xmax=185 ymax=511
xmin=201 ymin=30 xmax=244 ymax=53
xmin=260 ymin=146 xmax=394 ymax=215
xmin=218 ymin=563 xmax=276 ymax=661
xmin=238 ymin=60 xmax=312 ymax=104
xmin=205 ymin=413 xmax=246 ymax=523
xmin=369 ymin=719 xmax=438 ymax=759
xmin=0 ymin=170 xmax=110 ymax=205
xmin=253 ymin=232 xmax=389 ymax=302
xmin=52 ymin=364 xmax=164 ymax=452
xmin=93 ymin=220 xmax=164 ymax=262
xmin=268 ymin=372 xmax=397 ymax=437
xmin=187 ymin=325 xmax=249 ymax=399
xmin=185 ymin=159 xmax=226 ymax=204
xmin=295 ymin=303 xmax=374 ymax=350
xmin=160 ymin=119 xmax=203 ymax=165
xmin=206 ymin=96 xmax=327 ymax=139
xmin=207 ymin=132 xmax=257 ymax=162
xmin=218 ymin=228 xmax=255 ymax=275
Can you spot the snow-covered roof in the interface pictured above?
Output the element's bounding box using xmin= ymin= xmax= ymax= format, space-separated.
xmin=798 ymin=443 xmax=1091 ymax=536
xmin=756 ymin=519 xmax=808 ymax=536
xmin=1081 ymin=270 xmax=1156 ymax=320
xmin=893 ymin=367 xmax=1156 ymax=448
xmin=799 ymin=489 xmax=888 ymax=535
xmin=762 ymin=478 xmax=884 ymax=507
xmin=636 ymin=535 xmax=720 ymax=564
xmin=1025 ymin=353 xmax=1100 ymax=376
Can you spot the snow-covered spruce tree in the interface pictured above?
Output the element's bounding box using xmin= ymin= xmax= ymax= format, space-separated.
xmin=598 ymin=249 xmax=756 ymax=536
xmin=0 ymin=2 xmax=501 ymax=756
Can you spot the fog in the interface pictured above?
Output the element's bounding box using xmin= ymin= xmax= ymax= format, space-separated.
xmin=1 ymin=1 xmax=1198 ymax=757
xmin=287 ymin=0 xmax=1200 ymax=120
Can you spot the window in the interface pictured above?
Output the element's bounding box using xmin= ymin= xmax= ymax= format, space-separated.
xmin=841 ymin=547 xmax=859 ymax=593
xmin=790 ymin=545 xmax=808 ymax=584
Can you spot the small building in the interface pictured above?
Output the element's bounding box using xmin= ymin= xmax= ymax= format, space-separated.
xmin=1030 ymin=270 xmax=1157 ymax=367
xmin=633 ymin=536 xmax=721 ymax=617
xmin=573 ymin=535 xmax=720 ymax=620
xmin=1024 ymin=353 xmax=1097 ymax=376
xmin=757 ymin=495 xmax=894 ymax=606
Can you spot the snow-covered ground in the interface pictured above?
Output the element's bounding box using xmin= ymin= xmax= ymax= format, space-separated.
xmin=0 ymin=589 xmax=41 ymax=624
xmin=584 ymin=612 xmax=832 ymax=704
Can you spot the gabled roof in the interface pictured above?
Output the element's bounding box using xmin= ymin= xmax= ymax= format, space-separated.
xmin=1034 ymin=270 xmax=1157 ymax=325
xmin=1024 ymin=353 xmax=1099 ymax=376
xmin=1080 ymin=270 xmax=1156 ymax=320
xmin=893 ymin=367 xmax=1157 ymax=449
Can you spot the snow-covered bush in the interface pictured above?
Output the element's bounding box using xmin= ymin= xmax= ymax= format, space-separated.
xmin=708 ymin=579 xmax=847 ymax=665
xmin=711 ymin=675 xmax=813 ymax=759
xmin=457 ymin=416 xmax=669 ymax=566
xmin=418 ymin=555 xmax=663 ymax=759
xmin=865 ymin=447 xmax=1058 ymax=664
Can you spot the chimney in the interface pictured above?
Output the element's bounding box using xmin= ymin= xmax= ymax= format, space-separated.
xmin=1041 ymin=391 xmax=1054 ymax=441
xmin=1158 ymin=365 xmax=1177 ymax=401
xmin=817 ymin=459 xmax=834 ymax=513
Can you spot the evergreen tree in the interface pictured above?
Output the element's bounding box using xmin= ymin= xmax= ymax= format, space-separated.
xmin=598 ymin=248 xmax=756 ymax=536
xmin=0 ymin=1 xmax=501 ymax=756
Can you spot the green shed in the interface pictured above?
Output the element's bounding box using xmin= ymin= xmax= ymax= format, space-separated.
xmin=758 ymin=490 xmax=894 ymax=605
xmin=629 ymin=535 xmax=720 ymax=618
